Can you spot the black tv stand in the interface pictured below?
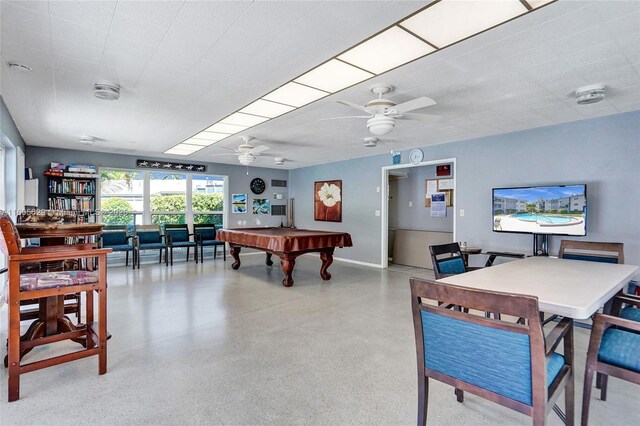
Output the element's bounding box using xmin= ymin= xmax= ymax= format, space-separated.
xmin=533 ymin=234 xmax=549 ymax=256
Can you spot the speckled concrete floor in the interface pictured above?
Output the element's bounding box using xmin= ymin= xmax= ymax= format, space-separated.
xmin=0 ymin=253 xmax=637 ymax=425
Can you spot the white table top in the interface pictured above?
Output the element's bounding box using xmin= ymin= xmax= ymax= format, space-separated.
xmin=438 ymin=256 xmax=639 ymax=320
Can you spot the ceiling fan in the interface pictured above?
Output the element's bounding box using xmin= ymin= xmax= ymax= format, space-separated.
xmin=324 ymin=84 xmax=441 ymax=136
xmin=212 ymin=136 xmax=271 ymax=166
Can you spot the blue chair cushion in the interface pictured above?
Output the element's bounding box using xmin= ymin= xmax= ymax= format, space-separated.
xmin=170 ymin=241 xmax=196 ymax=247
xmin=195 ymin=228 xmax=216 ymax=241
xmin=421 ymin=310 xmax=564 ymax=406
xmin=437 ymin=257 xmax=466 ymax=275
xmin=598 ymin=328 xmax=640 ymax=372
xmin=102 ymin=232 xmax=128 ymax=246
xmin=562 ymin=254 xmax=619 ymax=263
xmin=138 ymin=242 xmax=166 ymax=250
xmin=200 ymin=240 xmax=224 ymax=246
xmin=620 ymin=306 xmax=640 ymax=323
xmin=137 ymin=231 xmax=162 ymax=244
xmin=166 ymin=229 xmax=190 ymax=243
xmin=108 ymin=243 xmax=133 ymax=252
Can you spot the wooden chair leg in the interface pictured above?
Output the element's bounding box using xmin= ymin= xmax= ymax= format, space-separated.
xmin=159 ymin=249 xmax=162 ymax=264
xmin=8 ymin=294 xmax=21 ymax=402
xmin=98 ymin=287 xmax=107 ymax=375
xmin=599 ymin=374 xmax=608 ymax=401
xmin=125 ymin=250 xmax=129 ymax=266
xmin=418 ymin=376 xmax=428 ymax=426
xmin=581 ymin=360 xmax=596 ymax=426
xmin=213 ymin=245 xmax=217 ymax=259
xmin=223 ymin=245 xmax=226 ymax=261
xmin=566 ymin=369 xmax=575 ymax=426
xmin=455 ymin=388 xmax=464 ymax=403
xmin=165 ymin=248 xmax=168 ymax=266
xmin=170 ymin=247 xmax=173 ymax=266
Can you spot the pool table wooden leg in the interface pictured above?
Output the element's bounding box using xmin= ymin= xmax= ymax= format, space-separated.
xmin=230 ymin=245 xmax=242 ymax=270
xmin=320 ymin=249 xmax=335 ymax=280
xmin=280 ymin=255 xmax=296 ymax=287
xmin=265 ymin=253 xmax=273 ymax=266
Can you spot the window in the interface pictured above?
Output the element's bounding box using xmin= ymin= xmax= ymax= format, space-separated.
xmin=192 ymin=175 xmax=224 ymax=225
xmin=99 ymin=169 xmax=225 ymax=229
xmin=99 ymin=169 xmax=144 ymax=228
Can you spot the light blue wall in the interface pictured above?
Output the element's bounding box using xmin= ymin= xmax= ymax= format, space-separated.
xmin=0 ymin=96 xmax=26 ymax=153
xmin=25 ymin=146 xmax=289 ymax=228
xmin=290 ymin=111 xmax=640 ymax=267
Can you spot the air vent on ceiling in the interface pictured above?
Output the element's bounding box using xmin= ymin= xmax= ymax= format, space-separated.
xmin=93 ymin=81 xmax=120 ymax=101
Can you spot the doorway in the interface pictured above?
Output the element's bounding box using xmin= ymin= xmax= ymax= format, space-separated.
xmin=380 ymin=158 xmax=457 ymax=268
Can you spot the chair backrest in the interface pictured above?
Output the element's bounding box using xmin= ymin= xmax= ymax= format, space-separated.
xmin=101 ymin=226 xmax=129 ymax=246
xmin=410 ymin=278 xmax=546 ymax=408
xmin=558 ymin=240 xmax=624 ymax=264
xmin=193 ymin=224 xmax=218 ymax=241
xmin=134 ymin=225 xmax=162 ymax=244
xmin=164 ymin=224 xmax=190 ymax=243
xmin=429 ymin=242 xmax=467 ymax=278
xmin=0 ymin=211 xmax=22 ymax=256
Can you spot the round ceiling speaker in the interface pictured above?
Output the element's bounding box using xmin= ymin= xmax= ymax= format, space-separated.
xmin=274 ymin=158 xmax=285 ymax=166
xmin=363 ymin=137 xmax=378 ymax=147
xmin=93 ymin=81 xmax=120 ymax=101
xmin=575 ymin=84 xmax=605 ymax=105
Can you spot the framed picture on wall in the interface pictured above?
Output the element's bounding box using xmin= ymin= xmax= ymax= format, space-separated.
xmin=232 ymin=194 xmax=247 ymax=213
xmin=252 ymin=198 xmax=270 ymax=215
xmin=314 ymin=180 xmax=342 ymax=222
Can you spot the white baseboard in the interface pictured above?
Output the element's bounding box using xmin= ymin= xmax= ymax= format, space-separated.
xmin=300 ymin=252 xmax=382 ymax=269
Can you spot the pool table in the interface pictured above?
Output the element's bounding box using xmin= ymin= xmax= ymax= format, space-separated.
xmin=216 ymin=227 xmax=353 ymax=287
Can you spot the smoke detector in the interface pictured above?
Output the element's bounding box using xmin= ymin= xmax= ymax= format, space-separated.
xmin=363 ymin=137 xmax=378 ymax=147
xmin=274 ymin=158 xmax=285 ymax=166
xmin=7 ymin=62 xmax=32 ymax=72
xmin=575 ymin=84 xmax=605 ymax=105
xmin=93 ymin=81 xmax=120 ymax=101
xmin=78 ymin=135 xmax=95 ymax=145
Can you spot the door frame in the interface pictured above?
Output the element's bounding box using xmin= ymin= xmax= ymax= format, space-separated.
xmin=380 ymin=157 xmax=457 ymax=268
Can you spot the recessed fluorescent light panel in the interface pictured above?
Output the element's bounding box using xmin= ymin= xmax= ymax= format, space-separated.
xmin=240 ymin=99 xmax=296 ymax=118
xmin=192 ymin=131 xmax=229 ymax=141
xmin=263 ymin=82 xmax=329 ymax=107
xmin=165 ymin=145 xmax=203 ymax=155
xmin=294 ymin=59 xmax=373 ymax=93
xmin=170 ymin=0 xmax=554 ymax=155
xmin=206 ymin=122 xmax=248 ymax=134
xmin=338 ymin=26 xmax=435 ymax=74
xmin=221 ymin=112 xmax=270 ymax=127
xmin=400 ymin=0 xmax=528 ymax=49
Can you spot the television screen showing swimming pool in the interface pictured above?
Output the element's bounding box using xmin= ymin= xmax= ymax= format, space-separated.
xmin=492 ymin=184 xmax=587 ymax=236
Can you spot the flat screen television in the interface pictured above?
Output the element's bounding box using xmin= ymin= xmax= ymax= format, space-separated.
xmin=492 ymin=184 xmax=587 ymax=236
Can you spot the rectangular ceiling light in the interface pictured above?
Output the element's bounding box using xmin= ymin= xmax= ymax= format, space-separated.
xmin=338 ymin=26 xmax=436 ymax=74
xmin=192 ymin=131 xmax=229 ymax=141
xmin=184 ymin=138 xmax=217 ymax=146
xmin=206 ymin=122 xmax=248 ymax=134
xmin=239 ymin=99 xmax=296 ymax=118
xmin=263 ymin=82 xmax=329 ymax=107
xmin=221 ymin=112 xmax=270 ymax=127
xmin=400 ymin=0 xmax=528 ymax=49
xmin=165 ymin=146 xmax=202 ymax=155
xmin=294 ymin=59 xmax=373 ymax=93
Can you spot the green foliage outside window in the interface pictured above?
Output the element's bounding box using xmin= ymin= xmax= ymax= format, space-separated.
xmin=101 ymin=198 xmax=134 ymax=225
xmin=150 ymin=193 xmax=223 ymax=225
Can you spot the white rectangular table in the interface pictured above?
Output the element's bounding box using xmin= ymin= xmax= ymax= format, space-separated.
xmin=438 ymin=256 xmax=639 ymax=320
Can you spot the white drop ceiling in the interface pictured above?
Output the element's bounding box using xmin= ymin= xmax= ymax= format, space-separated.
xmin=1 ymin=0 xmax=639 ymax=169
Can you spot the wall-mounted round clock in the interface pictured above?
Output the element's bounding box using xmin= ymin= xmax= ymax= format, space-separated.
xmin=250 ymin=178 xmax=266 ymax=194
xmin=409 ymin=148 xmax=424 ymax=165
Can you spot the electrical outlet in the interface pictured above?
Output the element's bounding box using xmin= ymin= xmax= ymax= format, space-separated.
xmin=376 ymin=186 xmax=380 ymax=193
xmin=409 ymin=201 xmax=413 ymax=207
xmin=375 ymin=210 xmax=380 ymax=216
xmin=460 ymin=209 xmax=465 ymax=217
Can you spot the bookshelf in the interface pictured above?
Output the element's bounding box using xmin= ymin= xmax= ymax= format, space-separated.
xmin=45 ymin=169 xmax=98 ymax=223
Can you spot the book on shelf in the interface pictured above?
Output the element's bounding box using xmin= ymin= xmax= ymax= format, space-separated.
xmin=63 ymin=172 xmax=99 ymax=178
xmin=67 ymin=163 xmax=97 ymax=173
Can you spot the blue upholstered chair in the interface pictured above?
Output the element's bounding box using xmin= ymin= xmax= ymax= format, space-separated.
xmin=194 ymin=224 xmax=226 ymax=261
xmin=164 ymin=224 xmax=197 ymax=265
xmin=581 ymin=312 xmax=640 ymax=426
xmin=99 ymin=225 xmax=133 ymax=266
xmin=429 ymin=242 xmax=481 ymax=279
xmin=133 ymin=225 xmax=167 ymax=269
xmin=410 ymin=278 xmax=574 ymax=426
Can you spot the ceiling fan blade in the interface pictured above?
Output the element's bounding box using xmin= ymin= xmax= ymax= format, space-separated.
xmin=394 ymin=96 xmax=436 ymax=113
xmin=211 ymin=153 xmax=241 ymax=156
xmin=335 ymin=100 xmax=371 ymax=113
xmin=219 ymin=146 xmax=239 ymax=152
xmin=401 ymin=112 xmax=442 ymax=123
xmin=249 ymin=145 xmax=270 ymax=155
xmin=320 ymin=115 xmax=372 ymax=121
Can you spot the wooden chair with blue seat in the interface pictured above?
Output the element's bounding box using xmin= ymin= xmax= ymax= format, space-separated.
xmin=581 ymin=311 xmax=640 ymax=426
xmin=164 ymin=224 xmax=197 ymax=265
xmin=98 ymin=225 xmax=134 ymax=267
xmin=429 ymin=242 xmax=482 ymax=279
xmin=410 ymin=277 xmax=574 ymax=426
xmin=133 ymin=225 xmax=168 ymax=269
xmin=193 ymin=223 xmax=226 ymax=261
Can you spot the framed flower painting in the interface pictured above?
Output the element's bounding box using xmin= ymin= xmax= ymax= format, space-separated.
xmin=314 ymin=180 xmax=342 ymax=222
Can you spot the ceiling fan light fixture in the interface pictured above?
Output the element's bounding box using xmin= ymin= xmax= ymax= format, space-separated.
xmin=93 ymin=81 xmax=120 ymax=101
xmin=367 ymin=115 xmax=395 ymax=136
xmin=238 ymin=152 xmax=256 ymax=166
xmin=575 ymin=84 xmax=605 ymax=105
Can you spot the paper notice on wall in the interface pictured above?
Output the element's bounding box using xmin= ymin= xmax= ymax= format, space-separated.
xmin=430 ymin=193 xmax=447 ymax=217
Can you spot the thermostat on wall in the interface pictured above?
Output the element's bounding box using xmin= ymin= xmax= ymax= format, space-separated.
xmin=274 ymin=193 xmax=284 ymax=200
